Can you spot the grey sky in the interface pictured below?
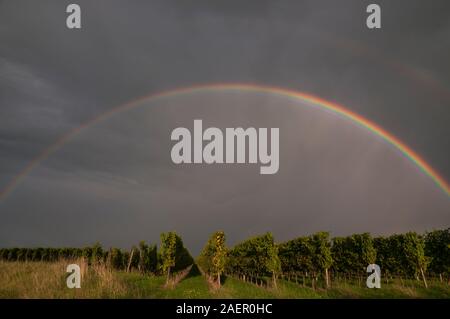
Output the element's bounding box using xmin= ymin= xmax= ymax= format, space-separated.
xmin=0 ymin=1 xmax=449 ymax=254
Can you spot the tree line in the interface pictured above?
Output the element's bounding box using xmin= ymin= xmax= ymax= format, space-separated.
xmin=197 ymin=228 xmax=449 ymax=289
xmin=0 ymin=231 xmax=193 ymax=285
xmin=1 ymin=228 xmax=448 ymax=288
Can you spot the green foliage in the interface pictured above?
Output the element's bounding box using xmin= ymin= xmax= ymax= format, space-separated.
xmin=173 ymin=240 xmax=194 ymax=272
xmin=402 ymin=232 xmax=429 ymax=277
xmin=90 ymin=243 xmax=104 ymax=264
xmin=160 ymin=232 xmax=194 ymax=282
xmin=425 ymin=228 xmax=450 ymax=275
xmin=160 ymin=232 xmax=177 ymax=278
xmin=226 ymin=232 xmax=281 ymax=285
xmin=332 ymin=233 xmax=376 ymax=275
xmin=8 ymin=248 xmax=19 ymax=261
xmin=108 ymin=248 xmax=125 ymax=270
xmin=311 ymin=232 xmax=333 ymax=274
xmin=278 ymin=236 xmax=314 ymax=274
xmin=278 ymin=232 xmax=332 ymax=287
xmin=33 ymin=248 xmax=43 ymax=261
xmin=81 ymin=246 xmax=92 ymax=262
xmin=128 ymin=245 xmax=140 ymax=270
xmin=198 ymin=231 xmax=227 ymax=284
xmin=0 ymin=228 xmax=447 ymax=285
xmin=266 ymin=237 xmax=281 ymax=276
xmin=138 ymin=241 xmax=158 ymax=274
xmin=374 ymin=232 xmax=429 ymax=278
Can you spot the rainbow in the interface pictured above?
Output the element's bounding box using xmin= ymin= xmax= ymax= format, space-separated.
xmin=0 ymin=83 xmax=449 ymax=200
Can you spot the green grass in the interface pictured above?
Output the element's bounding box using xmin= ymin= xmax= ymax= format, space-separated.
xmin=119 ymin=265 xmax=211 ymax=298
xmin=273 ymin=278 xmax=450 ymax=299
xmin=214 ymin=277 xmax=276 ymax=298
xmin=1 ymin=261 xmax=449 ymax=298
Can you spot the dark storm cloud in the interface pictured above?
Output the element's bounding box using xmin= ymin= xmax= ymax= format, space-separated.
xmin=0 ymin=93 xmax=448 ymax=254
xmin=0 ymin=1 xmax=449 ymax=253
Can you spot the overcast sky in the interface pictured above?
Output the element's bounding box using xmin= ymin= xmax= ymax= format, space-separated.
xmin=0 ymin=0 xmax=449 ymax=254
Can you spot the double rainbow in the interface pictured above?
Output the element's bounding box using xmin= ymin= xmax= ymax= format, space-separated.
xmin=0 ymin=83 xmax=448 ymax=200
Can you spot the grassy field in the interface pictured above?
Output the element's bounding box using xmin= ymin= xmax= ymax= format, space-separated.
xmin=1 ymin=261 xmax=449 ymax=299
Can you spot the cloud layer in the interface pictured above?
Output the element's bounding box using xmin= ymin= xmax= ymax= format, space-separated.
xmin=0 ymin=1 xmax=449 ymax=253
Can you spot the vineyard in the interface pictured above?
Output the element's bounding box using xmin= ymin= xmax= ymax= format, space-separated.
xmin=0 ymin=229 xmax=449 ymax=298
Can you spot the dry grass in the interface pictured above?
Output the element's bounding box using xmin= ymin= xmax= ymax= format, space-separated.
xmin=0 ymin=260 xmax=127 ymax=298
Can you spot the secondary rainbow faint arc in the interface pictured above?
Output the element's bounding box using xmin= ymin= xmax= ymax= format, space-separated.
xmin=0 ymin=83 xmax=449 ymax=200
